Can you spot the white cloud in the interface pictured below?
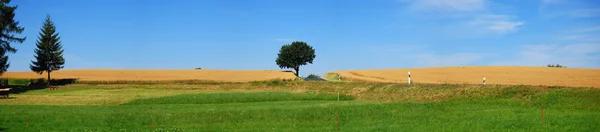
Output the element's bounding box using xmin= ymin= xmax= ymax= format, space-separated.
xmin=468 ymin=14 xmax=525 ymax=33
xmin=557 ymin=25 xmax=600 ymax=42
xmin=408 ymin=0 xmax=486 ymax=12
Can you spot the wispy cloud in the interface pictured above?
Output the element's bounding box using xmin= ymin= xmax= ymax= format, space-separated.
xmin=539 ymin=0 xmax=600 ymax=18
xmin=437 ymin=14 xmax=525 ymax=37
xmin=541 ymin=0 xmax=563 ymax=5
xmin=492 ymin=44 xmax=600 ymax=68
xmin=407 ymin=0 xmax=486 ymax=12
xmin=493 ymin=23 xmax=600 ymax=68
xmin=558 ymin=34 xmax=600 ymax=42
xmin=573 ymin=26 xmax=600 ymax=33
xmin=467 ymin=14 xmax=525 ymax=33
xmin=365 ymin=44 xmax=484 ymax=67
xmin=402 ymin=0 xmax=524 ymax=36
xmin=548 ymin=8 xmax=600 ymax=18
xmin=557 ymin=25 xmax=600 ymax=42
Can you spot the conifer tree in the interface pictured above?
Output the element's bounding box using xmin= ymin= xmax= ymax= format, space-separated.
xmin=31 ymin=15 xmax=65 ymax=86
xmin=0 ymin=0 xmax=26 ymax=75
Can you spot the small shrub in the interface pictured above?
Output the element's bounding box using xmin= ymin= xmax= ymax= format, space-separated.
xmin=306 ymin=74 xmax=321 ymax=79
xmin=547 ymin=64 xmax=566 ymax=68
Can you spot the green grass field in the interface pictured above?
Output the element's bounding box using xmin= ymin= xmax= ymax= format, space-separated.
xmin=1 ymin=81 xmax=599 ymax=131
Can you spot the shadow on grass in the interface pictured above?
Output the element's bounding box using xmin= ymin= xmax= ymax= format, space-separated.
xmin=1 ymin=78 xmax=78 ymax=94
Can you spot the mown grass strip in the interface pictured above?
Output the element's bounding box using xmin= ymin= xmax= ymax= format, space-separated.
xmin=124 ymin=92 xmax=353 ymax=105
xmin=1 ymin=98 xmax=599 ymax=131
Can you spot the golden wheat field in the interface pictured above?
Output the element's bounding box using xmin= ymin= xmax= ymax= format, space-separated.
xmin=328 ymin=66 xmax=600 ymax=88
xmin=1 ymin=69 xmax=298 ymax=82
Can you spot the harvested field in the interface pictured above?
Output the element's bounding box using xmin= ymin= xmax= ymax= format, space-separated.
xmin=328 ymin=66 xmax=600 ymax=88
xmin=1 ymin=69 xmax=297 ymax=82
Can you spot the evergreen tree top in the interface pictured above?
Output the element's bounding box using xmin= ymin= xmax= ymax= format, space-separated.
xmin=31 ymin=14 xmax=65 ymax=75
xmin=0 ymin=0 xmax=26 ymax=53
xmin=40 ymin=15 xmax=57 ymax=33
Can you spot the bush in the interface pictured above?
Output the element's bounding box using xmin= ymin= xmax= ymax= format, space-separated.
xmin=547 ymin=64 xmax=566 ymax=68
xmin=306 ymin=74 xmax=321 ymax=79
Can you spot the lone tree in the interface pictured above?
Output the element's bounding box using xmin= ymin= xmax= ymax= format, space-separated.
xmin=276 ymin=41 xmax=316 ymax=77
xmin=0 ymin=0 xmax=26 ymax=75
xmin=30 ymin=15 xmax=65 ymax=86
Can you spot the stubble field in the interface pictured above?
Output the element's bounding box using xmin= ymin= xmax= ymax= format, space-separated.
xmin=328 ymin=66 xmax=600 ymax=88
xmin=1 ymin=69 xmax=298 ymax=82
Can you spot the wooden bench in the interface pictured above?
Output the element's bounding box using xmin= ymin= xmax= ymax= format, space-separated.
xmin=0 ymin=88 xmax=11 ymax=98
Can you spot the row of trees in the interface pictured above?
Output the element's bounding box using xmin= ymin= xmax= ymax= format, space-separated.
xmin=1 ymin=0 xmax=65 ymax=86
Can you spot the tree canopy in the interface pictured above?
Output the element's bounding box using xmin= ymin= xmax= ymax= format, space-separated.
xmin=276 ymin=41 xmax=316 ymax=77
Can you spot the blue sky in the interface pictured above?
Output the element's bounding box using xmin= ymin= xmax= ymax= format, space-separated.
xmin=6 ymin=0 xmax=600 ymax=76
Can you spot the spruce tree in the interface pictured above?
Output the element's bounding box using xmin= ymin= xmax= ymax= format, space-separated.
xmin=0 ymin=0 xmax=26 ymax=75
xmin=30 ymin=15 xmax=65 ymax=86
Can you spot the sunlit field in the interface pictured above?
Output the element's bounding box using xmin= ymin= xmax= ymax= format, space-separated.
xmin=328 ymin=66 xmax=600 ymax=88
xmin=1 ymin=81 xmax=599 ymax=131
xmin=2 ymin=69 xmax=298 ymax=82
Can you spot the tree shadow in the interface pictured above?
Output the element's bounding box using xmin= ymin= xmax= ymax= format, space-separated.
xmin=0 ymin=97 xmax=16 ymax=99
xmin=1 ymin=78 xmax=78 ymax=95
xmin=49 ymin=78 xmax=78 ymax=86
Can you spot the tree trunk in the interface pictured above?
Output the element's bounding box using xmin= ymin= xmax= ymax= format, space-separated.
xmin=294 ymin=67 xmax=300 ymax=77
xmin=47 ymin=71 xmax=51 ymax=87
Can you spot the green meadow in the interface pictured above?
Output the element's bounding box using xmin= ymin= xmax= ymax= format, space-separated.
xmin=1 ymin=81 xmax=599 ymax=131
